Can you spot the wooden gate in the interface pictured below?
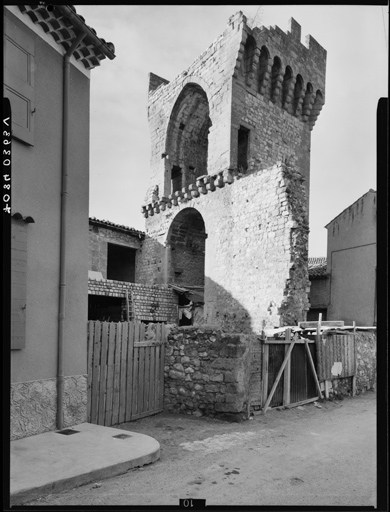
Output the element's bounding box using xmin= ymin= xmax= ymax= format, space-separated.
xmin=261 ymin=329 xmax=323 ymax=413
xmin=87 ymin=321 xmax=165 ymax=426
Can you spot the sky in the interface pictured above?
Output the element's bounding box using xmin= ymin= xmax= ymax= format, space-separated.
xmin=76 ymin=5 xmax=388 ymax=257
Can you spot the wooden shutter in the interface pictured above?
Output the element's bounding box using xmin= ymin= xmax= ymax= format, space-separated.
xmin=4 ymin=12 xmax=35 ymax=146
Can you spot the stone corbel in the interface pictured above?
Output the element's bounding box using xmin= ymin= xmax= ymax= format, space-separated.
xmin=188 ymin=184 xmax=200 ymax=198
xmin=196 ymin=177 xmax=207 ymax=194
xmin=215 ymin=174 xmax=225 ymax=188
xmin=141 ymin=205 xmax=148 ymax=218
xmin=223 ymin=169 xmax=234 ymax=184
xmin=168 ymin=194 xmax=178 ymax=206
xmin=206 ymin=176 xmax=216 ymax=192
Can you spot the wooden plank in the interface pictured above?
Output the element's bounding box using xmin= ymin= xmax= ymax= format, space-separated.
xmin=144 ymin=345 xmax=151 ymax=412
xmin=263 ymin=340 xmax=296 ymax=414
xmin=119 ymin=322 xmax=128 ymax=424
xmin=131 ymin=322 xmax=141 ymax=419
xmin=134 ymin=340 xmax=164 ymax=347
xmin=112 ymin=322 xmax=122 ymax=426
xmin=97 ymin=322 xmax=109 ymax=425
xmin=324 ymin=380 xmax=331 ymax=399
xmin=90 ymin=321 xmax=102 ymax=424
xmin=104 ymin=322 xmax=116 ymax=426
xmin=159 ymin=325 xmax=165 ymax=410
xmin=283 ymin=396 xmax=319 ymax=409
xmin=261 ymin=343 xmax=269 ymax=408
xmin=138 ymin=346 xmax=146 ymax=415
xmin=125 ymin=322 xmax=134 ymax=422
xmin=126 ymin=290 xmax=130 ymax=321
xmin=87 ymin=321 xmax=94 ymax=422
xmin=283 ymin=329 xmax=291 ymax=406
xmin=263 ymin=338 xmax=315 ymax=344
xmin=299 ymin=320 xmax=344 ymax=329
xmin=304 ymin=340 xmax=323 ymax=399
xmin=149 ymin=343 xmax=156 ymax=412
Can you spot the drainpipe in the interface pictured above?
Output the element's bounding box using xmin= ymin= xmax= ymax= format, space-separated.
xmin=57 ymin=31 xmax=86 ymax=431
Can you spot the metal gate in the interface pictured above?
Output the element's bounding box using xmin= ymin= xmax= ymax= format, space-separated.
xmin=87 ymin=321 xmax=165 ymax=426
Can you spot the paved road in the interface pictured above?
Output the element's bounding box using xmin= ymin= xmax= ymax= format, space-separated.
xmin=27 ymin=391 xmax=376 ymax=507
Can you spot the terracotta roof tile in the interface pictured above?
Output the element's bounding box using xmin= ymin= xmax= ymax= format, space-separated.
xmin=308 ymin=257 xmax=327 ymax=278
xmin=18 ymin=4 xmax=115 ymax=70
xmin=89 ymin=217 xmax=145 ymax=238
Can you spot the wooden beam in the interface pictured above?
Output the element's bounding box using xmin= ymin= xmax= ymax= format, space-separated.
xmin=126 ymin=290 xmax=130 ymax=321
xmin=304 ymin=340 xmax=323 ymax=399
xmin=283 ymin=329 xmax=291 ymax=406
xmin=324 ymin=380 xmax=331 ymax=399
xmin=261 ymin=343 xmax=269 ymax=408
xmin=283 ymin=396 xmax=319 ymax=409
xmin=263 ymin=338 xmax=296 ymax=414
xmin=299 ymin=320 xmax=344 ymax=329
xmin=263 ymin=338 xmax=314 ymax=344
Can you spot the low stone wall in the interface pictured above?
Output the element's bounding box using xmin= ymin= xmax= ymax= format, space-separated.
xmin=355 ymin=331 xmax=376 ymax=392
xmin=164 ymin=326 xmax=253 ymax=421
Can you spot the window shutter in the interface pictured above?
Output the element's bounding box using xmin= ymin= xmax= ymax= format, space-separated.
xmin=3 ymin=13 xmax=35 ymax=146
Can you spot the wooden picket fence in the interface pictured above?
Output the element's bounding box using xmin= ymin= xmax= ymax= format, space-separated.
xmin=87 ymin=321 xmax=166 ymax=426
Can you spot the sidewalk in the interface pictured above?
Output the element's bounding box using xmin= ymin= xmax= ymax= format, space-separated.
xmin=10 ymin=422 xmax=160 ymax=506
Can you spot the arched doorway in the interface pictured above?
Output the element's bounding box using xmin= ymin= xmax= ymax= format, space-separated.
xmin=164 ymin=83 xmax=211 ymax=197
xmin=166 ymin=208 xmax=206 ymax=325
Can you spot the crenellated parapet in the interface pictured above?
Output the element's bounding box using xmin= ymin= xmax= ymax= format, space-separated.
xmin=234 ymin=14 xmax=326 ymax=130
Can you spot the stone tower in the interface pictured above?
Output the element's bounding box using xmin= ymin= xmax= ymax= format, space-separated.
xmin=138 ymin=12 xmax=327 ymax=333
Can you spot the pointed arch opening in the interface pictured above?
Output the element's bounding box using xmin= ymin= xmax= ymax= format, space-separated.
xmin=258 ymin=45 xmax=270 ymax=94
xmin=166 ymin=207 xmax=206 ymax=289
xmin=165 ymin=84 xmax=211 ymax=197
xmin=293 ymin=74 xmax=304 ymax=115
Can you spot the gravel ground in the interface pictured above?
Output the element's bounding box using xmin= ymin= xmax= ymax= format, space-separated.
xmin=26 ymin=390 xmax=376 ymax=507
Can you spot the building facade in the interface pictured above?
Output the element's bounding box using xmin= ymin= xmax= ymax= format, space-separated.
xmin=307 ymin=257 xmax=328 ymax=321
xmin=5 ymin=4 xmax=115 ymax=439
xmin=88 ymin=218 xmax=178 ymax=323
xmin=139 ymin=12 xmax=327 ymax=333
xmin=325 ymin=190 xmax=377 ymax=326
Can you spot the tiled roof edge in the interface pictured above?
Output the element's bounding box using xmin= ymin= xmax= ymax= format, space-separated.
xmin=89 ymin=217 xmax=145 ymax=237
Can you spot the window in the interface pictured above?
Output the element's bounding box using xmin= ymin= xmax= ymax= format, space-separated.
xmin=107 ymin=244 xmax=136 ymax=282
xmin=4 ymin=12 xmax=35 ymax=146
xmin=171 ymin=165 xmax=182 ymax=194
xmin=237 ymin=126 xmax=250 ymax=171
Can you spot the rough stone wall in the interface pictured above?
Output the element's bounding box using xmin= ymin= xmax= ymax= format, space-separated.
xmin=11 ymin=375 xmax=87 ymax=440
xmin=164 ymin=326 xmax=253 ymax=420
xmin=355 ymin=331 xmax=376 ymax=392
xmin=140 ymin=161 xmax=310 ymax=332
xmin=88 ymin=278 xmax=178 ymax=323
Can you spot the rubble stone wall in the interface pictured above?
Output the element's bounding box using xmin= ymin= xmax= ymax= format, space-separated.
xmin=164 ymin=326 xmax=254 ymax=421
xmin=140 ymin=161 xmax=310 ymax=332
